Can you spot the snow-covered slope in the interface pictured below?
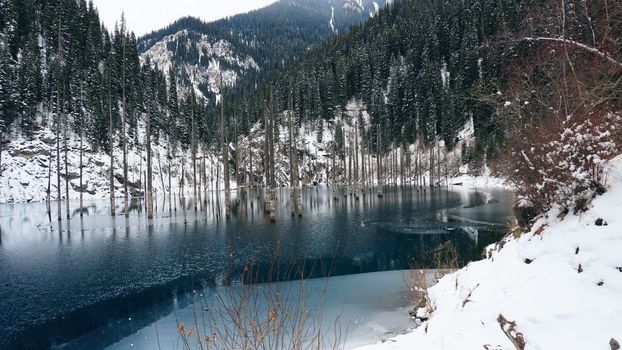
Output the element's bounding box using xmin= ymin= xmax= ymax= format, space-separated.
xmin=137 ymin=0 xmax=389 ymax=100
xmin=0 ymin=99 xmax=479 ymax=204
xmin=141 ymin=30 xmax=259 ymax=99
xmin=359 ymin=156 xmax=622 ymax=349
xmin=0 ymin=124 xmax=220 ymax=204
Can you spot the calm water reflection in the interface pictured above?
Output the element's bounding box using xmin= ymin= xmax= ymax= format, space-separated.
xmin=0 ymin=185 xmax=514 ymax=349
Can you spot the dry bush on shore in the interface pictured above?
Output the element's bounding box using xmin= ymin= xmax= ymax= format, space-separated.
xmin=406 ymin=241 xmax=460 ymax=325
xmin=484 ymin=0 xmax=622 ymax=224
xmin=173 ymin=258 xmax=343 ymax=350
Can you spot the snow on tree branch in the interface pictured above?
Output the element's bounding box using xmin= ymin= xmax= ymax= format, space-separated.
xmin=520 ymin=37 xmax=622 ymax=69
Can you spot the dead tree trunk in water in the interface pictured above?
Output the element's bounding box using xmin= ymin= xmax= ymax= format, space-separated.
xmin=63 ymin=86 xmax=70 ymax=220
xmin=331 ymin=126 xmax=337 ymax=200
xmin=234 ymin=115 xmax=241 ymax=205
xmin=437 ymin=139 xmax=441 ymax=186
xmin=121 ymin=28 xmax=129 ymax=218
xmin=220 ymin=75 xmax=231 ymax=220
xmin=157 ymin=152 xmax=166 ymax=207
xmin=79 ymin=83 xmax=84 ymax=217
xmin=261 ymin=87 xmax=278 ymax=221
xmin=47 ymin=150 xmax=52 ymax=213
xmin=191 ymin=105 xmax=197 ymax=211
xmin=0 ymin=132 xmax=3 ymax=199
xmin=56 ymin=5 xmax=63 ymax=221
xmin=288 ymin=90 xmax=302 ymax=216
xmin=376 ymin=125 xmax=383 ymax=198
xmin=429 ymin=141 xmax=435 ymax=187
xmin=168 ymin=138 xmax=173 ymax=211
xmin=146 ymin=107 xmax=154 ymax=219
xmin=203 ymin=147 xmax=208 ymax=204
xmin=108 ymin=62 xmax=115 ymax=216
xmin=361 ymin=127 xmax=366 ymax=193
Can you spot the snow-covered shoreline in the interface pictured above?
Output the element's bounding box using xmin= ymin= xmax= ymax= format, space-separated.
xmin=358 ymin=156 xmax=622 ymax=350
xmin=0 ymin=101 xmax=491 ymax=205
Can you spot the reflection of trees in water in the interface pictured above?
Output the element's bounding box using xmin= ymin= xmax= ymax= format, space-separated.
xmin=0 ymin=186 xmax=512 ymax=349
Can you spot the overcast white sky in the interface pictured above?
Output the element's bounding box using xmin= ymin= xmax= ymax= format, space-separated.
xmin=92 ymin=0 xmax=278 ymax=36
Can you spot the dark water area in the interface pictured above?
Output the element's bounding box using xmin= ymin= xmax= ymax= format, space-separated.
xmin=0 ymin=185 xmax=514 ymax=349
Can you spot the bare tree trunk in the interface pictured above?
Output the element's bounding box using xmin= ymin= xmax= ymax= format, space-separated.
xmin=0 ymin=132 xmax=2 ymax=199
xmin=245 ymin=139 xmax=250 ymax=193
xmin=429 ymin=141 xmax=435 ymax=187
xmin=220 ymin=75 xmax=231 ymax=220
xmin=268 ymin=88 xmax=277 ymax=222
xmin=367 ymin=138 xmax=371 ymax=189
xmin=63 ymin=87 xmax=70 ymax=220
xmin=122 ymin=30 xmax=129 ymax=218
xmin=146 ymin=109 xmax=153 ymax=219
xmin=77 ymin=81 xmax=85 ymax=217
xmin=56 ymin=6 xmax=63 ymax=221
xmin=354 ymin=124 xmax=360 ymax=200
xmin=377 ymin=125 xmax=383 ymax=198
xmin=361 ymin=129 xmax=366 ymax=192
xmin=109 ymin=65 xmax=115 ymax=216
xmin=437 ymin=140 xmax=441 ymax=186
xmin=79 ymin=108 xmax=84 ymax=217
xmin=234 ymin=117 xmax=240 ymax=205
xmin=331 ymin=127 xmax=336 ymax=189
xmin=203 ymin=147 xmax=208 ymax=204
xmin=168 ymin=142 xmax=172 ymax=212
xmin=47 ymin=150 xmax=51 ymax=213
xmin=191 ymin=108 xmax=197 ymax=211
xmin=157 ymin=152 xmax=166 ymax=205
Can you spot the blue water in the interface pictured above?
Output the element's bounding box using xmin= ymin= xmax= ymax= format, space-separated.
xmin=0 ymin=186 xmax=514 ymax=349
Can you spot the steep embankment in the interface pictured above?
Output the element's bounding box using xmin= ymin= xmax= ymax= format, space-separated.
xmin=360 ymin=157 xmax=622 ymax=349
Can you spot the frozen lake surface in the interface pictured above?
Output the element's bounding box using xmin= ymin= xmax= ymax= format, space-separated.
xmin=0 ymin=186 xmax=514 ymax=348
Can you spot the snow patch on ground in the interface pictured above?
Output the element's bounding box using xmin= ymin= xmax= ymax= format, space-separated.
xmin=359 ymin=156 xmax=622 ymax=350
xmin=1 ymin=99 xmax=507 ymax=204
xmin=0 ymin=125 xmax=221 ymax=204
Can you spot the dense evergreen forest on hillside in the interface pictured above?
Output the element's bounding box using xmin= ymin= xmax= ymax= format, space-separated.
xmin=135 ymin=0 xmax=388 ymax=123
xmin=218 ymin=0 xmax=620 ymax=170
xmin=1 ymin=0 xmax=621 ymax=180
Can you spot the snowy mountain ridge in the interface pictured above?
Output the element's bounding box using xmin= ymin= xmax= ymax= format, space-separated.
xmin=136 ymin=0 xmax=388 ymax=101
xmin=140 ymin=30 xmax=259 ymax=99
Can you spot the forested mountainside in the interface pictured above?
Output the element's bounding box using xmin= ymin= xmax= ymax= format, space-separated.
xmin=138 ymin=0 xmax=388 ymax=100
xmin=0 ymin=0 xmax=387 ymax=155
xmin=227 ymin=0 xmax=526 ymax=161
xmin=0 ymin=0 xmax=171 ymax=152
xmin=226 ymin=0 xmax=620 ymax=169
xmin=0 ymin=0 xmax=620 ymax=208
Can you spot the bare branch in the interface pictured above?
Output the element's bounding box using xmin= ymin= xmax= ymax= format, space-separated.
xmin=519 ymin=37 xmax=622 ymax=69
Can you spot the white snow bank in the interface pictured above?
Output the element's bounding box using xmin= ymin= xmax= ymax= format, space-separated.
xmin=359 ymin=156 xmax=622 ymax=349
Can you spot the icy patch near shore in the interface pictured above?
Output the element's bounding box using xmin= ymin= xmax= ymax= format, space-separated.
xmin=107 ymin=270 xmax=420 ymax=350
xmin=448 ymin=173 xmax=512 ymax=191
xmin=358 ymin=156 xmax=622 ymax=349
